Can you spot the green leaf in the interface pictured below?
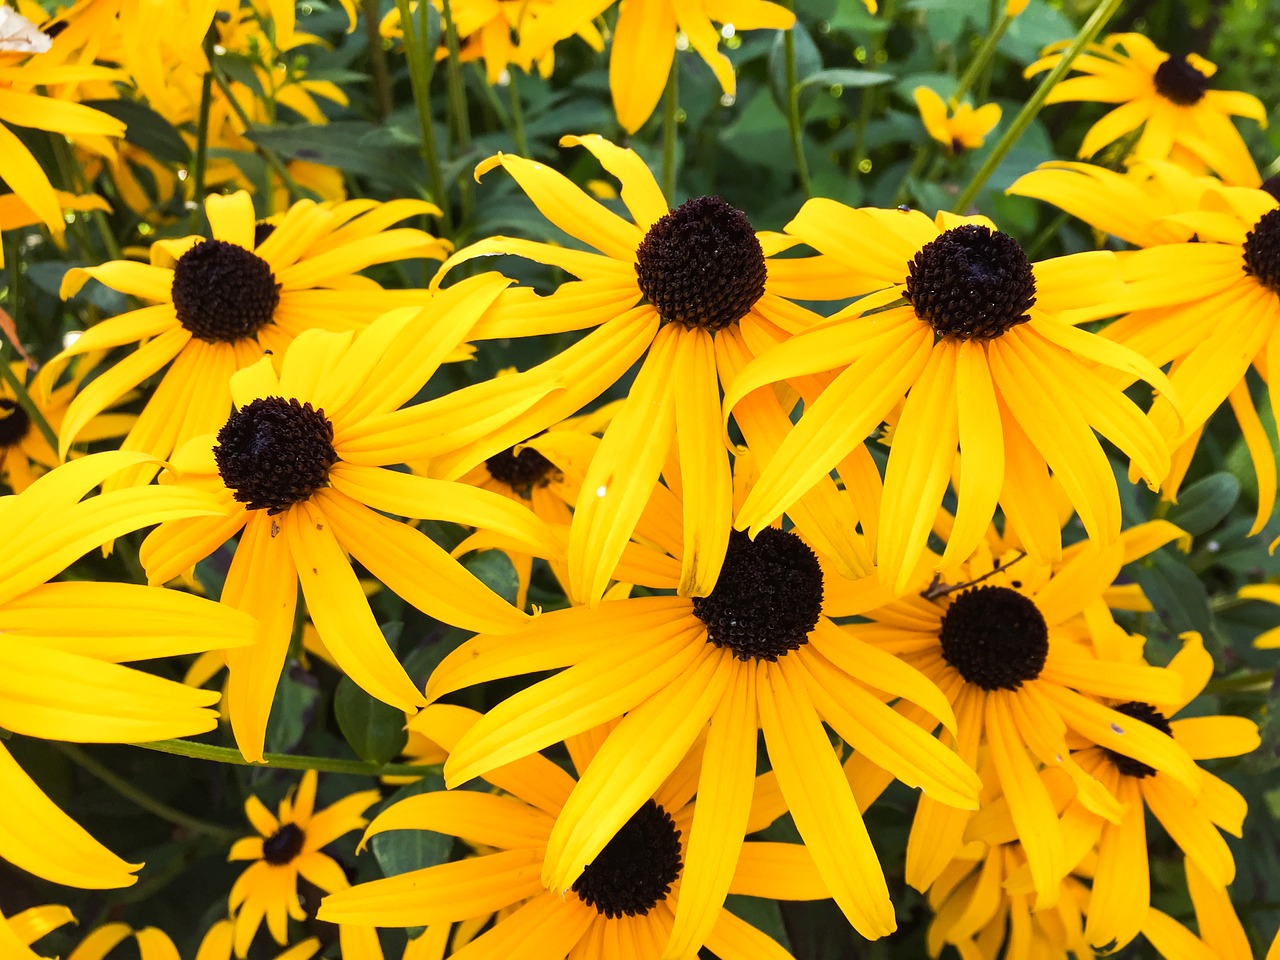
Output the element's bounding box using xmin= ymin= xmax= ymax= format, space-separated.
xmin=265 ymin=663 xmax=319 ymax=755
xmin=725 ymin=895 xmax=792 ymax=950
xmin=334 ymin=622 xmax=409 ymax=764
xmin=244 ymin=121 xmax=418 ymax=180
xmin=370 ymin=773 xmax=454 ymax=938
xmin=461 ymin=550 xmax=520 ymax=607
xmin=1130 ymin=550 xmax=1215 ymax=641
xmin=1166 ymin=472 xmax=1240 ymax=537
xmin=82 ymin=99 xmax=190 ymax=164
xmin=796 ymin=68 xmax=894 ymax=91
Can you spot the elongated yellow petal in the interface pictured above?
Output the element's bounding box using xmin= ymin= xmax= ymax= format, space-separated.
xmin=945 ymin=339 xmax=1004 ymax=566
xmin=364 ymin=792 xmax=553 ymax=852
xmin=1085 ymin=776 xmax=1148 ymax=950
xmin=560 ymin=135 xmax=668 ymax=231
xmin=1143 ymin=774 xmax=1235 ymax=886
xmin=447 ymin=891 xmax=594 ymax=960
xmin=610 ymin=0 xmax=678 ymax=134
xmin=1186 ymin=858 xmax=1252 ymax=959
xmin=207 ymin=191 xmax=256 ymax=250
xmin=702 ymin=904 xmax=794 ymax=960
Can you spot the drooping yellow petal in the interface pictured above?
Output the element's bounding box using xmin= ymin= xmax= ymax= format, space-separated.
xmin=610 ymin=0 xmax=678 ymax=134
xmin=363 ymin=792 xmax=554 ymax=852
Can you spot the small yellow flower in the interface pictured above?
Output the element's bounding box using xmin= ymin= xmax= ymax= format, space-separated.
xmin=913 ymin=86 xmax=1001 ymax=154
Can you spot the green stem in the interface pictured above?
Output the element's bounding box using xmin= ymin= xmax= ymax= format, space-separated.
xmin=851 ymin=0 xmax=896 ymax=175
xmin=0 ymin=340 xmax=58 ymax=453
xmin=364 ymin=0 xmax=394 ymax=122
xmin=893 ymin=143 xmax=934 ymax=206
xmin=1023 ymin=210 xmax=1072 ymax=258
xmin=950 ymin=0 xmax=1123 ymax=214
xmin=951 ymin=13 xmax=1012 ymax=104
xmin=191 ymin=67 xmax=215 ymax=224
xmin=53 ymin=742 xmax=239 ymax=840
xmin=508 ymin=69 xmax=529 ymax=156
xmin=1203 ymin=670 xmax=1274 ymax=695
xmin=779 ymin=7 xmax=811 ymax=197
xmin=662 ymin=63 xmax=679 ymax=203
xmin=396 ymin=0 xmax=452 ymax=235
xmin=209 ymin=63 xmax=309 ymax=203
xmin=440 ymin=0 xmax=474 ymax=222
xmin=135 ymin=738 xmax=443 ymax=778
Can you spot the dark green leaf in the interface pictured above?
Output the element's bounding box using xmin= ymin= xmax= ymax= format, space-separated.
xmin=370 ymin=773 xmax=453 ymax=879
xmin=334 ymin=623 xmax=409 ymax=764
xmin=1130 ymin=550 xmax=1215 ymax=640
xmin=461 ymin=550 xmax=520 ymax=607
xmin=725 ymin=895 xmax=791 ymax=950
xmin=1166 ymin=472 xmax=1240 ymax=537
xmin=265 ymin=663 xmax=319 ymax=754
xmin=82 ymin=99 xmax=190 ymax=164
xmin=245 ymin=121 xmax=417 ymax=179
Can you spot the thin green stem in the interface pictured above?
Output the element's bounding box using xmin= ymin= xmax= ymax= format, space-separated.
xmin=952 ymin=13 xmax=1012 ymax=104
xmin=851 ymin=0 xmax=896 ymax=175
xmin=950 ymin=0 xmax=1123 ymax=214
xmin=364 ymin=0 xmax=394 ymax=122
xmin=1023 ymin=210 xmax=1072 ymax=258
xmin=662 ymin=63 xmax=679 ymax=203
xmin=894 ymin=143 xmax=934 ymax=206
xmin=396 ymin=0 xmax=452 ymax=235
xmin=779 ymin=7 xmax=812 ymax=197
xmin=1204 ymin=670 xmax=1274 ymax=695
xmin=508 ymin=70 xmax=529 ymax=156
xmin=135 ymin=738 xmax=443 ymax=778
xmin=53 ymin=742 xmax=239 ymax=840
xmin=191 ymin=68 xmax=215 ymax=224
xmin=440 ymin=0 xmax=474 ymax=222
xmin=209 ymin=63 xmax=310 ymax=203
xmin=0 ymin=339 xmax=58 ymax=453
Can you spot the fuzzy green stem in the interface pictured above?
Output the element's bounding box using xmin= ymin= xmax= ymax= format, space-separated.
xmin=779 ymin=8 xmax=811 ymax=196
xmin=508 ymin=70 xmax=529 ymax=156
xmin=950 ymin=0 xmax=1123 ymax=214
xmin=53 ymin=742 xmax=239 ymax=840
xmin=191 ymin=68 xmax=215 ymax=222
xmin=135 ymin=738 xmax=442 ymax=778
xmin=364 ymin=0 xmax=394 ymax=121
xmin=0 ymin=339 xmax=58 ymax=453
xmin=662 ymin=64 xmax=679 ymax=203
xmin=440 ymin=0 xmax=474 ymax=222
xmin=396 ymin=0 xmax=452 ymax=235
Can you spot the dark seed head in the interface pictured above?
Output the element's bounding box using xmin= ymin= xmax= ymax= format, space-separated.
xmin=1243 ymin=208 xmax=1280 ymax=294
xmin=484 ymin=443 xmax=559 ymax=497
xmin=692 ymin=528 xmax=825 ymax=662
xmin=1260 ymin=176 xmax=1280 ymax=206
xmin=213 ymin=396 xmax=337 ymax=514
xmin=938 ymin=585 xmax=1049 ymax=691
xmin=571 ymin=800 xmax=682 ymax=918
xmin=0 ymin=398 xmax=30 ymax=447
xmin=1102 ymin=702 xmax=1174 ymax=778
xmin=904 ymin=224 xmax=1036 ymax=341
xmin=261 ymin=822 xmax=305 ymax=865
xmin=634 ymin=196 xmax=767 ymax=331
xmin=171 ymin=238 xmax=281 ymax=343
xmin=253 ymin=221 xmax=277 ymax=247
xmin=1153 ymin=55 xmax=1209 ymax=106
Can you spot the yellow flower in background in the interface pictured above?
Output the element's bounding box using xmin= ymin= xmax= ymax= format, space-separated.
xmin=434 ymin=135 xmax=848 ymax=606
xmin=140 ymin=275 xmax=560 ymax=761
xmin=424 ymin=467 xmax=979 ymax=945
xmin=49 ymin=917 xmax=320 ymax=960
xmin=913 ymin=86 xmax=1001 ymax=154
xmin=0 ymin=450 xmax=255 ymax=889
xmin=381 ymin=0 xmax=605 ymax=84
xmin=1027 ymin=33 xmax=1266 ymax=185
xmin=229 ymin=769 xmax=377 ymax=958
xmin=0 ymin=189 xmax=111 ymax=266
xmin=1009 ymin=161 xmax=1280 ymax=536
xmin=321 ymin=705 xmax=835 ymax=957
xmin=56 ymin=191 xmax=447 ymax=490
xmin=0 ymin=903 xmax=74 ymax=960
xmin=520 ymin=0 xmax=796 ymax=133
xmin=728 ymin=201 xmax=1174 ymax=594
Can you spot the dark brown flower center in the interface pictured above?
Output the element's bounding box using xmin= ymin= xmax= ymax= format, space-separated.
xmin=261 ymin=822 xmax=305 ymax=865
xmin=692 ymin=528 xmax=825 ymax=661
xmin=904 ymin=224 xmax=1036 ymax=341
xmin=1153 ymin=55 xmax=1209 ymax=106
xmin=634 ymin=196 xmax=767 ymax=331
xmin=938 ymin=586 xmax=1049 ymax=690
xmin=571 ymin=800 xmax=682 ymax=918
xmin=213 ymin=396 xmax=336 ymax=514
xmin=253 ymin=221 xmax=277 ymax=247
xmin=1102 ymin=702 xmax=1174 ymax=778
xmin=484 ymin=443 xmax=558 ymax=497
xmin=1260 ymin=176 xmax=1280 ymax=206
xmin=1243 ymin=208 xmax=1280 ymax=294
xmin=0 ymin=398 xmax=30 ymax=447
xmin=171 ymin=239 xmax=280 ymax=343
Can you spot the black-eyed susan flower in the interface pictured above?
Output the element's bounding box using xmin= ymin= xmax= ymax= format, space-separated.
xmin=320 ymin=704 xmax=837 ymax=957
xmin=56 ymin=191 xmax=448 ymax=490
xmin=433 ymin=135 xmax=865 ymax=604
xmin=140 ymin=275 xmax=560 ymax=761
xmin=1009 ymin=161 xmax=1280 ymax=535
xmin=913 ymin=86 xmax=1001 ymax=154
xmin=423 ymin=472 xmax=980 ymax=944
xmin=0 ymin=450 xmax=255 ymax=888
xmin=1057 ymin=632 xmax=1257 ymax=950
xmin=840 ymin=523 xmax=1198 ymax=909
xmin=50 ymin=917 xmax=320 ymax=960
xmin=727 ymin=201 xmax=1174 ymax=594
xmin=519 ymin=1 xmax=795 ymax=133
xmin=229 ymin=770 xmax=376 ymax=958
xmin=1027 ymin=33 xmax=1266 ymax=184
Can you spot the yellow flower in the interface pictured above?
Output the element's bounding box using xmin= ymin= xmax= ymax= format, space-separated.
xmin=423 ymin=466 xmax=979 ymax=944
xmin=434 ymin=135 xmax=854 ymax=605
xmin=727 ymin=201 xmax=1174 ymax=594
xmin=56 ymin=191 xmax=448 ymax=491
xmin=1027 ymin=33 xmax=1266 ymax=184
xmin=139 ymin=275 xmax=560 ymax=761
xmin=321 ymin=705 xmax=838 ymax=956
xmin=0 ymin=450 xmax=255 ymax=888
xmin=229 ymin=770 xmax=377 ymax=958
xmin=53 ymin=918 xmax=319 ymax=960
xmin=0 ymin=903 xmax=75 ymax=960
xmin=1009 ymin=161 xmax=1280 ymax=536
xmin=913 ymin=86 xmax=1001 ymax=153
xmin=520 ymin=1 xmax=796 ymax=133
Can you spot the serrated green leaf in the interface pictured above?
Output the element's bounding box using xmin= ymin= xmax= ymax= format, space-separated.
xmin=1166 ymin=472 xmax=1240 ymax=537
